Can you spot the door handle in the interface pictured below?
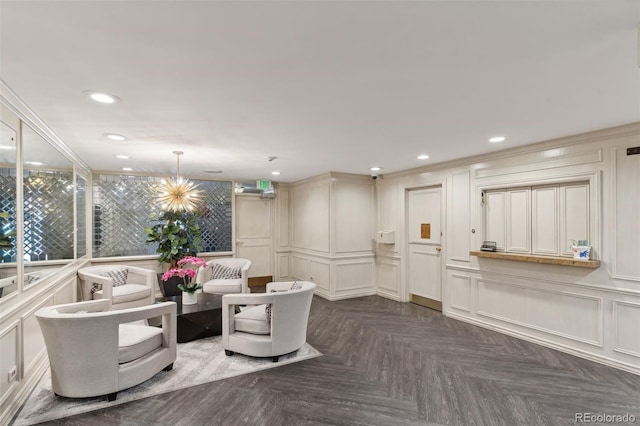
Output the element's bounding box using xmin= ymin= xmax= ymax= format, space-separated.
xmin=436 ymin=247 xmax=442 ymax=252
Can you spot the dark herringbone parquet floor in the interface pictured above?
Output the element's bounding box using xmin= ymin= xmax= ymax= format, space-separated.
xmin=39 ymin=295 xmax=640 ymax=426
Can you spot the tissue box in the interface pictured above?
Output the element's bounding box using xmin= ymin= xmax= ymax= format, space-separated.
xmin=571 ymin=245 xmax=591 ymax=260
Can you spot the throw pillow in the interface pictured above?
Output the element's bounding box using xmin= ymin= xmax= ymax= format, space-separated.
xmin=265 ymin=288 xmax=282 ymax=324
xmin=92 ymin=268 xmax=129 ymax=294
xmin=211 ymin=263 xmax=242 ymax=280
xmin=265 ymin=303 xmax=272 ymax=324
xmin=290 ymin=281 xmax=302 ymax=290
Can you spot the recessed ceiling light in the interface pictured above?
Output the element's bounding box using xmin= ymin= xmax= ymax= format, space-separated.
xmin=83 ymin=91 xmax=120 ymax=104
xmin=104 ymin=133 xmax=126 ymax=141
xmin=271 ymin=171 xmax=281 ymax=175
xmin=370 ymin=167 xmax=382 ymax=171
xmin=0 ymin=145 xmax=16 ymax=150
xmin=25 ymin=161 xmax=44 ymax=166
xmin=122 ymin=167 xmax=133 ymax=172
xmin=489 ymin=136 xmax=506 ymax=143
xmin=417 ymin=154 xmax=430 ymax=160
xmin=114 ymin=155 xmax=130 ymax=159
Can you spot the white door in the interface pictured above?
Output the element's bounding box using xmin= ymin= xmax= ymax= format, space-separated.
xmin=407 ymin=186 xmax=443 ymax=310
xmin=235 ymin=195 xmax=272 ymax=279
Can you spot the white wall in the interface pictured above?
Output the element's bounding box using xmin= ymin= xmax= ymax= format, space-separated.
xmin=375 ymin=122 xmax=640 ymax=374
xmin=286 ymin=173 xmax=376 ymax=300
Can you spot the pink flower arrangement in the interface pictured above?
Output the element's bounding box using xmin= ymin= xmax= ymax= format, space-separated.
xmin=162 ymin=256 xmax=207 ymax=293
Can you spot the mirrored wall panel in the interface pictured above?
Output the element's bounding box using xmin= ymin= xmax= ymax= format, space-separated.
xmin=76 ymin=174 xmax=87 ymax=258
xmin=0 ymin=120 xmax=17 ymax=298
xmin=22 ymin=124 xmax=74 ymax=286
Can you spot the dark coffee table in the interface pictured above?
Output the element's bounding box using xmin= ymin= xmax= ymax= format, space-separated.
xmin=156 ymin=293 xmax=223 ymax=343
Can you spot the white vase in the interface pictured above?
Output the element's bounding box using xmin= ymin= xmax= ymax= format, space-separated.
xmin=182 ymin=291 xmax=198 ymax=305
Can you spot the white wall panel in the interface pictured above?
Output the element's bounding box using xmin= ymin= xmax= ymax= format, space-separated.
xmin=291 ymin=187 xmax=309 ymax=249
xmin=22 ymin=297 xmax=53 ymax=375
xmin=335 ymin=182 xmax=374 ymax=253
xmin=451 ymin=171 xmax=470 ymax=261
xmin=613 ymin=301 xmax=640 ymax=358
xmin=477 ymin=279 xmax=602 ymax=346
xmin=450 ymin=273 xmax=471 ymax=312
xmin=0 ymin=323 xmax=18 ymax=405
xmin=614 ymin=148 xmax=640 ymax=281
xmin=335 ymin=261 xmax=374 ymax=292
xmin=560 ymin=183 xmax=589 ymax=256
xmin=310 ymin=260 xmax=330 ymax=292
xmin=54 ymin=279 xmax=76 ymax=304
xmin=308 ymin=183 xmax=330 ymax=253
xmin=376 ymin=259 xmax=399 ymax=295
xmin=277 ymin=187 xmax=290 ymax=248
xmin=506 ymin=188 xmax=530 ymax=253
xmin=291 ymin=256 xmax=309 ymax=281
xmin=485 ymin=191 xmax=505 ymax=250
xmin=277 ymin=254 xmax=290 ymax=280
xmin=532 ymin=186 xmax=558 ymax=255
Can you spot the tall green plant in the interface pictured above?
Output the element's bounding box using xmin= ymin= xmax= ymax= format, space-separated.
xmin=144 ymin=210 xmax=202 ymax=268
xmin=0 ymin=212 xmax=16 ymax=252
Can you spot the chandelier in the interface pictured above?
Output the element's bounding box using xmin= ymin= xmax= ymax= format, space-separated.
xmin=156 ymin=151 xmax=202 ymax=212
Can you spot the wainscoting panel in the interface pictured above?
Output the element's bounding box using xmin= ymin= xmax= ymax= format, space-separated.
xmin=449 ymin=273 xmax=471 ymax=313
xmin=291 ymin=256 xmax=309 ymax=282
xmin=54 ymin=278 xmax=76 ymax=304
xmin=277 ymin=254 xmax=290 ymax=281
xmin=22 ymin=296 xmax=54 ymax=377
xmin=310 ymin=260 xmax=330 ymax=293
xmin=335 ymin=260 xmax=375 ymax=294
xmin=0 ymin=321 xmax=19 ymax=407
xmin=613 ymin=301 xmax=640 ymax=359
xmin=477 ymin=278 xmax=603 ymax=347
xmin=376 ymin=257 xmax=400 ymax=298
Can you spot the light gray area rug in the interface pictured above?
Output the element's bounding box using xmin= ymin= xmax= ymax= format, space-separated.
xmin=15 ymin=337 xmax=321 ymax=425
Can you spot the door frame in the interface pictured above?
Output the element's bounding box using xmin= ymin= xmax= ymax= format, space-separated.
xmin=401 ymin=181 xmax=447 ymax=305
xmin=234 ymin=192 xmax=275 ymax=286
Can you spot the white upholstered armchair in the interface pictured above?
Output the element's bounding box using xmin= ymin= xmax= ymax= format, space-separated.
xmin=36 ymin=299 xmax=176 ymax=401
xmin=196 ymin=258 xmax=252 ymax=295
xmin=78 ymin=265 xmax=156 ymax=309
xmin=222 ymin=281 xmax=315 ymax=362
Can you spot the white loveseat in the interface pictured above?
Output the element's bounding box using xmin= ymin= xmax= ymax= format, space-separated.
xmin=222 ymin=281 xmax=315 ymax=362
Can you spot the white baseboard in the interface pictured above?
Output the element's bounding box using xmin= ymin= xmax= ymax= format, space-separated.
xmin=315 ymin=289 xmax=377 ymax=301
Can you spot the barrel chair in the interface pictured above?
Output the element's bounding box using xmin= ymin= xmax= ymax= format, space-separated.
xmin=36 ymin=299 xmax=177 ymax=401
xmin=78 ymin=265 xmax=156 ymax=309
xmin=222 ymin=281 xmax=315 ymax=362
xmin=196 ymin=258 xmax=252 ymax=295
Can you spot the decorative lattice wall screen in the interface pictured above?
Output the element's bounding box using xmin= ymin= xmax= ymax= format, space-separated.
xmin=92 ymin=175 xmax=232 ymax=258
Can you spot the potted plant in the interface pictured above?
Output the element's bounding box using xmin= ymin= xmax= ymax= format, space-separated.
xmin=0 ymin=212 xmax=16 ymax=254
xmin=161 ymin=256 xmax=206 ymax=305
xmin=145 ymin=210 xmax=203 ymax=296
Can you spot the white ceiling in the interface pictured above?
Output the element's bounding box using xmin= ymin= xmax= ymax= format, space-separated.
xmin=1 ymin=1 xmax=639 ymax=183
